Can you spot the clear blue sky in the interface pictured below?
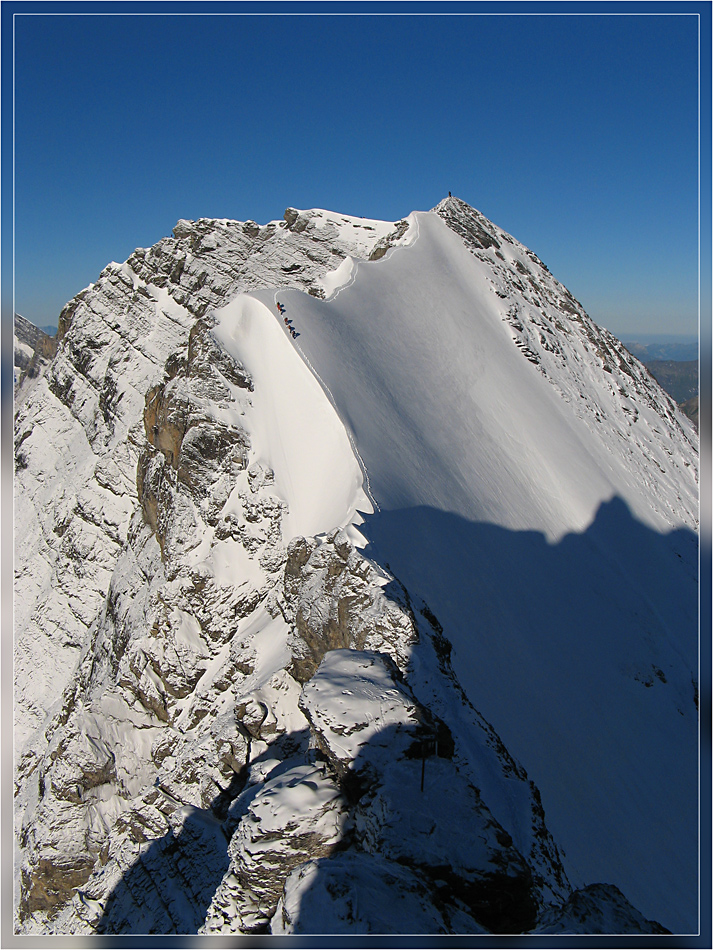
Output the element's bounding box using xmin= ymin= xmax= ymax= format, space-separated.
xmin=12 ymin=7 xmax=701 ymax=338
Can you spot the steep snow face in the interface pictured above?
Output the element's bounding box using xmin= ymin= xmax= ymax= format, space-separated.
xmin=212 ymin=294 xmax=372 ymax=543
xmin=241 ymin=201 xmax=698 ymax=932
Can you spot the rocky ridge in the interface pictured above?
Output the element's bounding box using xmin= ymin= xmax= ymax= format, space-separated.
xmin=433 ymin=198 xmax=697 ymax=528
xmin=13 ymin=208 xmax=407 ymax=756
xmin=14 ymin=199 xmax=689 ymax=935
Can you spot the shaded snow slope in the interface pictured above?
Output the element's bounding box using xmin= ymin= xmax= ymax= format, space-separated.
xmin=237 ymin=204 xmax=698 ymax=932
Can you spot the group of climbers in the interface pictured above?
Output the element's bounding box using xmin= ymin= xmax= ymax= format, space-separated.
xmin=277 ymin=301 xmax=298 ymax=338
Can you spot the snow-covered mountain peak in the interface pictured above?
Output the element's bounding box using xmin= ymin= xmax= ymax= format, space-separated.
xmin=14 ymin=195 xmax=698 ymax=936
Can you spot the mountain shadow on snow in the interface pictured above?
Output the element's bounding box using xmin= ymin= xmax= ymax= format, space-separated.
xmin=358 ymin=495 xmax=698 ymax=932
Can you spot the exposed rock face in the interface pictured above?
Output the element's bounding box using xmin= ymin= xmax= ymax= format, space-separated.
xmin=14 ymin=207 xmax=414 ymax=932
xmin=202 ymin=758 xmax=347 ymax=933
xmin=283 ymin=532 xmax=418 ymax=682
xmin=14 ymin=200 xmax=690 ymax=936
xmin=298 ymin=649 xmax=538 ymax=933
xmin=13 ymin=208 xmax=406 ymax=758
xmin=200 ymin=556 xmax=572 ymax=936
xmin=367 ymin=218 xmax=411 ymax=261
xmin=17 ymin=320 xmax=278 ymax=922
xmin=15 ymin=517 xmax=581 ymax=935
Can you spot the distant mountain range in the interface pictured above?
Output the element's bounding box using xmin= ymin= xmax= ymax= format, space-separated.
xmin=621 ymin=339 xmax=698 ymax=363
xmin=617 ymin=341 xmax=698 ymax=427
xmin=12 ymin=314 xmax=57 ymax=390
xmin=644 ymin=360 xmax=698 ymax=404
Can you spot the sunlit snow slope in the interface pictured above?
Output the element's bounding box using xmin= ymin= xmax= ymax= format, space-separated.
xmin=213 ymin=294 xmax=372 ymax=544
xmin=220 ymin=201 xmax=698 ymax=932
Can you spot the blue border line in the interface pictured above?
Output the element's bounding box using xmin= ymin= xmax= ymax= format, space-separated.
xmin=0 ymin=1 xmax=712 ymax=13
xmin=697 ymin=1 xmax=712 ymax=948
xmin=2 ymin=2 xmax=710 ymax=948
xmin=1 ymin=0 xmax=17 ymax=940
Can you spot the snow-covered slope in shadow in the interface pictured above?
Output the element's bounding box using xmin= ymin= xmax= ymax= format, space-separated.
xmin=362 ymin=501 xmax=697 ymax=933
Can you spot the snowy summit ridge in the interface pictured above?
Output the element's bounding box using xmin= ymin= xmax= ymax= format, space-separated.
xmin=14 ymin=196 xmax=697 ymax=936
